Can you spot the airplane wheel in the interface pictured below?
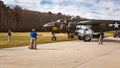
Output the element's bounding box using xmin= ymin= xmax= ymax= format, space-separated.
xmin=52 ymin=37 xmax=56 ymax=41
xmin=84 ymin=35 xmax=91 ymax=41
xmin=78 ymin=36 xmax=83 ymax=40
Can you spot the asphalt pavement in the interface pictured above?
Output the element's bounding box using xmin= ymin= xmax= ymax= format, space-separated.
xmin=0 ymin=37 xmax=120 ymax=68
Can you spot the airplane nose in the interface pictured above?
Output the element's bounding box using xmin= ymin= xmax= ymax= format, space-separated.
xmin=43 ymin=24 xmax=50 ymax=27
xmin=44 ymin=22 xmax=54 ymax=27
xmin=43 ymin=22 xmax=54 ymax=31
xmin=43 ymin=24 xmax=50 ymax=31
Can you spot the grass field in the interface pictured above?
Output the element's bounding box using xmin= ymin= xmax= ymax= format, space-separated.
xmin=0 ymin=32 xmax=77 ymax=49
xmin=105 ymin=30 xmax=120 ymax=37
xmin=0 ymin=31 xmax=117 ymax=49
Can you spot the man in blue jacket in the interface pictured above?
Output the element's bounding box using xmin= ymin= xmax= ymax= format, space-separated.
xmin=29 ymin=29 xmax=38 ymax=49
xmin=98 ymin=30 xmax=104 ymax=45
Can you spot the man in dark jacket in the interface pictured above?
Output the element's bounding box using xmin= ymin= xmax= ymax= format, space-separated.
xmin=8 ymin=30 xmax=11 ymax=42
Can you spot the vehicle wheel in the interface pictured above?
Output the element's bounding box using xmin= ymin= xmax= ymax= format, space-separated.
xmin=78 ymin=36 xmax=83 ymax=40
xmin=84 ymin=35 xmax=91 ymax=41
xmin=52 ymin=37 xmax=56 ymax=41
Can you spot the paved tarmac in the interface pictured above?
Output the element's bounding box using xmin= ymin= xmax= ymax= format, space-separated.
xmin=0 ymin=37 xmax=120 ymax=68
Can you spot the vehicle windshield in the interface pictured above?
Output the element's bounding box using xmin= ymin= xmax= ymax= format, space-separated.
xmin=76 ymin=25 xmax=92 ymax=30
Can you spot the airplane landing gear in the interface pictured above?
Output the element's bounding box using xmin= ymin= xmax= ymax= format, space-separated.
xmin=51 ymin=31 xmax=56 ymax=41
xmin=68 ymin=33 xmax=74 ymax=39
xmin=52 ymin=37 xmax=56 ymax=41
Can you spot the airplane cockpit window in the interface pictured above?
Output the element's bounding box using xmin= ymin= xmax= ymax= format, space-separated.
xmin=57 ymin=19 xmax=67 ymax=24
xmin=83 ymin=25 xmax=91 ymax=29
xmin=51 ymin=22 xmax=55 ymax=26
xmin=44 ymin=22 xmax=54 ymax=27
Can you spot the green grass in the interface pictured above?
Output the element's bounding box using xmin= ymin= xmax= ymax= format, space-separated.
xmin=95 ymin=30 xmax=120 ymax=37
xmin=0 ymin=31 xmax=118 ymax=49
xmin=0 ymin=32 xmax=77 ymax=49
xmin=105 ymin=30 xmax=120 ymax=37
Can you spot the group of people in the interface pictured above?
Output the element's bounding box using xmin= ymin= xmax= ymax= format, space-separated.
xmin=7 ymin=29 xmax=41 ymax=50
xmin=7 ymin=29 xmax=104 ymax=50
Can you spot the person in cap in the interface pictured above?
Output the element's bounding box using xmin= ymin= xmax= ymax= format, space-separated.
xmin=29 ymin=29 xmax=38 ymax=49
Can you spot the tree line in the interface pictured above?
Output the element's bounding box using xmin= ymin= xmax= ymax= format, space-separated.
xmin=0 ymin=1 xmax=71 ymax=32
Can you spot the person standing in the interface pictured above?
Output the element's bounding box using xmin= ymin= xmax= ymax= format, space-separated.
xmin=29 ymin=29 xmax=38 ymax=49
xmin=98 ymin=30 xmax=104 ymax=45
xmin=8 ymin=30 xmax=11 ymax=42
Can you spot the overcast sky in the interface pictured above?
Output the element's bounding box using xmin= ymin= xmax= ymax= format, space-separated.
xmin=2 ymin=0 xmax=120 ymax=20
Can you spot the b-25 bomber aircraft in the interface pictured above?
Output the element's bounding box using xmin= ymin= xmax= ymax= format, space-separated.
xmin=44 ymin=16 xmax=120 ymax=41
